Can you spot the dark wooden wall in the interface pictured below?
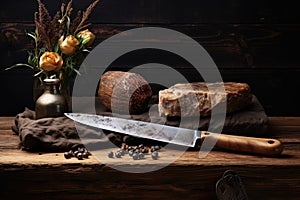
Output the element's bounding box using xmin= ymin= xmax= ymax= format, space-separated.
xmin=1 ymin=0 xmax=300 ymax=116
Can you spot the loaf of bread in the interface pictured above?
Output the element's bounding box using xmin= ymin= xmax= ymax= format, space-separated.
xmin=98 ymin=71 xmax=152 ymax=114
xmin=158 ymin=82 xmax=252 ymax=117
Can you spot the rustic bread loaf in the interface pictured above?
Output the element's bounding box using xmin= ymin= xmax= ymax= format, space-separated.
xmin=158 ymin=82 xmax=252 ymax=117
xmin=98 ymin=71 xmax=152 ymax=114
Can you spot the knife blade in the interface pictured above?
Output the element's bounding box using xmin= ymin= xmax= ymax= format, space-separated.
xmin=65 ymin=113 xmax=283 ymax=156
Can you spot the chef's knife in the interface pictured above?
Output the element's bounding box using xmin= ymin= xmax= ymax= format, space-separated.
xmin=65 ymin=113 xmax=283 ymax=156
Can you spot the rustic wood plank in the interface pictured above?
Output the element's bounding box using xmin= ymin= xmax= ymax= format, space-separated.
xmin=0 ymin=117 xmax=14 ymax=130
xmin=269 ymin=126 xmax=300 ymax=133
xmin=0 ymin=144 xmax=299 ymax=167
xmin=0 ymin=23 xmax=244 ymax=68
xmin=267 ymin=117 xmax=300 ymax=142
xmin=0 ymin=163 xmax=299 ymax=200
xmin=0 ymin=116 xmax=299 ymax=200
xmin=268 ymin=129 xmax=300 ymax=143
xmin=268 ymin=117 xmax=300 ymax=126
xmin=1 ymin=23 xmax=300 ymax=68
xmin=1 ymin=0 xmax=300 ymax=24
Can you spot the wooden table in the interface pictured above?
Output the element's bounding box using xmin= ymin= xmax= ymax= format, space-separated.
xmin=0 ymin=116 xmax=299 ymax=200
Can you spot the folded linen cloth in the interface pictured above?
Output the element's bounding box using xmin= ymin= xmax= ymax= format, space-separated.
xmin=12 ymin=108 xmax=114 ymax=152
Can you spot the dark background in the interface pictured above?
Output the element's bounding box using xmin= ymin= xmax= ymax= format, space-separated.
xmin=0 ymin=0 xmax=299 ymax=116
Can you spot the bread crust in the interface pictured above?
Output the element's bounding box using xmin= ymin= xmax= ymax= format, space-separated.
xmin=158 ymin=82 xmax=252 ymax=117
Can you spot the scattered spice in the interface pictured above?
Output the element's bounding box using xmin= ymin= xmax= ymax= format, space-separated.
xmin=63 ymin=147 xmax=91 ymax=160
xmin=107 ymin=143 xmax=161 ymax=160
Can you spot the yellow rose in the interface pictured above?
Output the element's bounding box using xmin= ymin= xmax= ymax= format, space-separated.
xmin=77 ymin=29 xmax=95 ymax=47
xmin=39 ymin=52 xmax=63 ymax=72
xmin=59 ymin=35 xmax=79 ymax=55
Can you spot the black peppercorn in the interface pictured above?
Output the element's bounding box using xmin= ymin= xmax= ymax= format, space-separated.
xmin=115 ymin=151 xmax=122 ymax=158
xmin=150 ymin=146 xmax=155 ymax=152
xmin=64 ymin=152 xmax=71 ymax=159
xmin=128 ymin=150 xmax=134 ymax=157
xmin=108 ymin=151 xmax=114 ymax=158
xmin=132 ymin=153 xmax=139 ymax=160
xmin=119 ymin=149 xmax=126 ymax=156
xmin=77 ymin=152 xmax=83 ymax=160
xmin=142 ymin=148 xmax=149 ymax=154
xmin=78 ymin=148 xmax=85 ymax=153
xmin=74 ymin=150 xmax=79 ymax=157
xmin=121 ymin=143 xmax=128 ymax=150
xmin=138 ymin=152 xmax=145 ymax=160
xmin=128 ymin=146 xmax=134 ymax=151
xmin=105 ymin=144 xmax=162 ymax=160
xmin=151 ymin=151 xmax=159 ymax=160
xmin=68 ymin=150 xmax=75 ymax=157
xmin=63 ymin=148 xmax=91 ymax=160
xmin=82 ymin=152 xmax=89 ymax=159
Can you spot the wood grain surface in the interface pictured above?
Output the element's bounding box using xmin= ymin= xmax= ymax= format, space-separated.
xmin=0 ymin=116 xmax=300 ymax=199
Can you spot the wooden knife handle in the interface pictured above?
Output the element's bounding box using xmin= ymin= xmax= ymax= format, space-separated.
xmin=201 ymin=132 xmax=283 ymax=156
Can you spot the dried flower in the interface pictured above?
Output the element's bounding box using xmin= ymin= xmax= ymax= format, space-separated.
xmin=59 ymin=35 xmax=79 ymax=55
xmin=6 ymin=0 xmax=100 ymax=86
xmin=39 ymin=52 xmax=63 ymax=72
xmin=77 ymin=29 xmax=95 ymax=47
xmin=71 ymin=0 xmax=100 ymax=34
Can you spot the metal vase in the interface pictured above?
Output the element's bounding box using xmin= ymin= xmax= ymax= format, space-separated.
xmin=35 ymin=78 xmax=67 ymax=119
